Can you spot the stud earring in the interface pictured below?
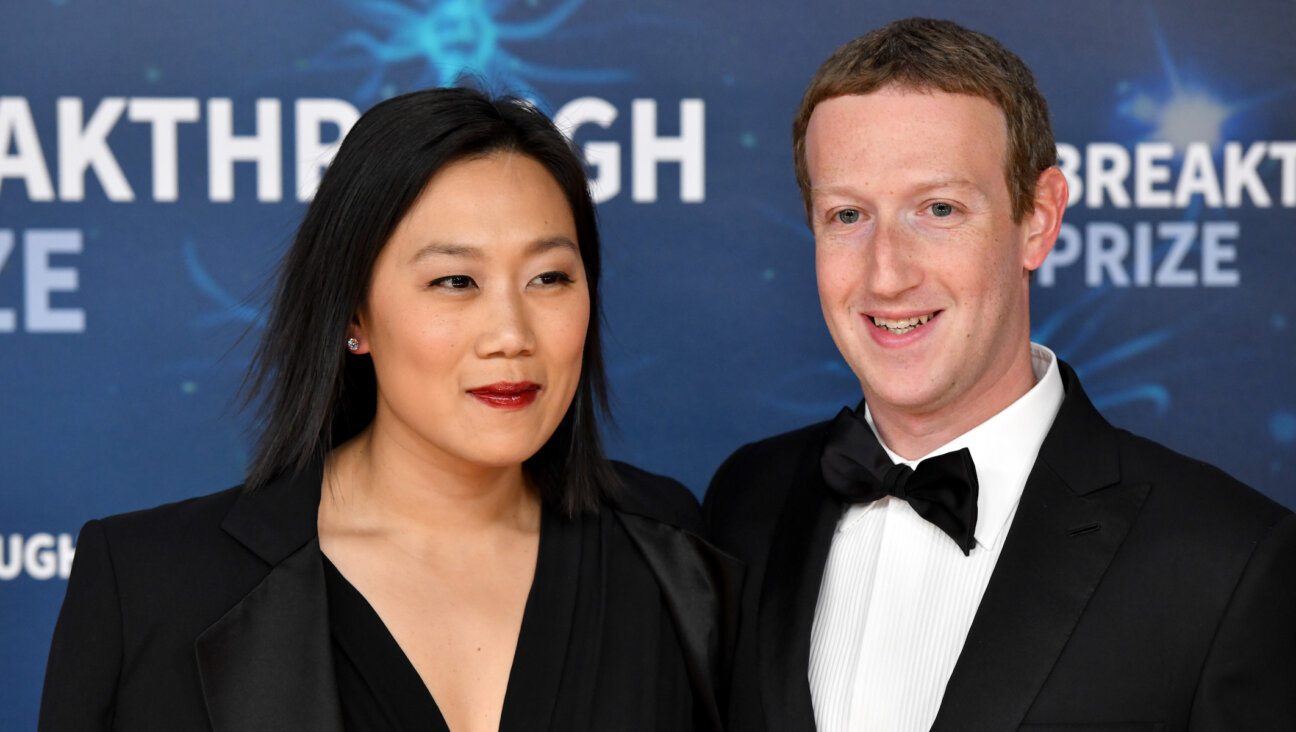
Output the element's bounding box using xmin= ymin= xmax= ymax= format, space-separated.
xmin=346 ymin=337 xmax=360 ymax=352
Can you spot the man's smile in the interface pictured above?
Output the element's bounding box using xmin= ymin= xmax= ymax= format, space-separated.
xmin=869 ymin=311 xmax=938 ymax=335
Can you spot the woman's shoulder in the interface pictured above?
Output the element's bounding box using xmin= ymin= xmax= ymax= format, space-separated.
xmin=79 ymin=485 xmax=253 ymax=573
xmin=606 ymin=461 xmax=703 ymax=536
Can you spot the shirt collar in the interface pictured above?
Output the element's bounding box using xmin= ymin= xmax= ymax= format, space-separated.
xmin=864 ymin=343 xmax=1064 ymax=552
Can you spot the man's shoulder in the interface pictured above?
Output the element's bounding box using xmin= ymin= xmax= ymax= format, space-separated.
xmin=1055 ymin=360 xmax=1289 ymax=531
xmin=1113 ymin=427 xmax=1290 ymax=531
xmin=712 ymin=420 xmax=834 ymax=486
xmin=703 ymin=419 xmax=834 ymax=550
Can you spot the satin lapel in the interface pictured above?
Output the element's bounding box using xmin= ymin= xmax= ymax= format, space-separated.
xmin=932 ymin=363 xmax=1150 ymax=730
xmin=195 ymin=536 xmax=343 ymax=732
xmin=616 ymin=512 xmax=744 ymax=732
xmin=196 ymin=464 xmax=340 ymax=732
xmin=757 ymin=450 xmax=840 ymax=732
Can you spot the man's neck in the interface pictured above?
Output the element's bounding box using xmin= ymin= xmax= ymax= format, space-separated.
xmin=868 ymin=349 xmax=1040 ymax=460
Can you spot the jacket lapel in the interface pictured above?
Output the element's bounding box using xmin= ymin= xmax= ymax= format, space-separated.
xmin=615 ymin=512 xmax=744 ymax=732
xmin=757 ymin=435 xmax=841 ymax=732
xmin=195 ymin=465 xmax=344 ymax=732
xmin=932 ymin=362 xmax=1150 ymax=730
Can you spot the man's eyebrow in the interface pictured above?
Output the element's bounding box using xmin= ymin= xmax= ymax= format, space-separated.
xmin=809 ymin=183 xmax=857 ymax=198
xmin=916 ymin=177 xmax=985 ymax=193
xmin=811 ymin=179 xmax=990 ymax=199
xmin=920 ymin=179 xmax=994 ymax=205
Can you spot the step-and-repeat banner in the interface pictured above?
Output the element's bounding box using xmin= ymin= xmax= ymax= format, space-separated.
xmin=3 ymin=0 xmax=1293 ymax=725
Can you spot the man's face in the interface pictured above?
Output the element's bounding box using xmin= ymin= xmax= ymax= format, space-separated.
xmin=805 ymin=86 xmax=1058 ymax=434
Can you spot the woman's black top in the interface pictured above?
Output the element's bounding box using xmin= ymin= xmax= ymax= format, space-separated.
xmin=38 ymin=462 xmax=736 ymax=732
xmin=323 ymin=503 xmax=693 ymax=731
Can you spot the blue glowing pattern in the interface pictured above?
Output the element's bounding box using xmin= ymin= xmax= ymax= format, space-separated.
xmin=1039 ymin=7 xmax=1292 ymax=415
xmin=1055 ymin=8 xmax=1290 ymax=417
xmin=310 ymin=0 xmax=631 ymax=104
xmin=763 ymin=358 xmax=862 ymax=418
xmin=1114 ymin=8 xmax=1295 ymax=149
xmin=1271 ymin=412 xmax=1296 ymax=445
xmin=1032 ymin=289 xmax=1175 ymax=415
xmin=182 ymin=238 xmax=265 ymax=329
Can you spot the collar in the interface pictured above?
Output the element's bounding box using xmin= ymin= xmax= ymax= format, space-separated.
xmin=221 ymin=459 xmax=325 ymax=565
xmin=863 ymin=343 xmax=1064 ymax=552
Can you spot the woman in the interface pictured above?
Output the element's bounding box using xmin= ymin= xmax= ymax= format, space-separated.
xmin=39 ymin=88 xmax=738 ymax=732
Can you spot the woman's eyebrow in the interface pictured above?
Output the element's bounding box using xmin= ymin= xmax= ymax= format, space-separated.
xmin=409 ymin=236 xmax=577 ymax=265
xmin=528 ymin=236 xmax=578 ymax=255
xmin=409 ymin=242 xmax=483 ymax=263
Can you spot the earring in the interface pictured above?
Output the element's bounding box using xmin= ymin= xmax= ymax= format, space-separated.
xmin=346 ymin=337 xmax=360 ymax=352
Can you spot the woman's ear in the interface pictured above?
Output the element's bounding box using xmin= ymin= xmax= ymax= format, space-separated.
xmin=346 ymin=312 xmax=370 ymax=355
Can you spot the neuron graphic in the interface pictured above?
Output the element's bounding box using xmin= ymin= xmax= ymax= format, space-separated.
xmin=1114 ymin=9 xmax=1293 ymax=150
xmin=1049 ymin=7 xmax=1294 ymax=416
xmin=309 ymin=0 xmax=631 ymax=105
xmin=183 ymin=238 xmax=265 ymax=330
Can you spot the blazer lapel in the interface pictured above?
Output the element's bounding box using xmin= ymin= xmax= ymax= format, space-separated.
xmin=757 ymin=437 xmax=841 ymax=732
xmin=615 ymin=512 xmax=744 ymax=732
xmin=932 ymin=362 xmax=1150 ymax=731
xmin=195 ymin=465 xmax=343 ymax=732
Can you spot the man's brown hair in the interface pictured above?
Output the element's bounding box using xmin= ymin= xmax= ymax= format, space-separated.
xmin=792 ymin=17 xmax=1056 ymax=223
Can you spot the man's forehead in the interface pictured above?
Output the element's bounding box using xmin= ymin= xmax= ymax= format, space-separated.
xmin=804 ymin=89 xmax=1011 ymax=184
xmin=808 ymin=85 xmax=1007 ymax=128
xmin=811 ymin=176 xmax=987 ymax=198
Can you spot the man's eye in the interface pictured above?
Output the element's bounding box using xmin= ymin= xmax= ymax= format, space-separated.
xmin=837 ymin=209 xmax=861 ymax=224
xmin=430 ymin=275 xmax=474 ymax=289
xmin=930 ymin=202 xmax=955 ymax=217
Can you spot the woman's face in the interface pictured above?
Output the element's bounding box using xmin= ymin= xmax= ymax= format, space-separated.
xmin=351 ymin=152 xmax=589 ymax=474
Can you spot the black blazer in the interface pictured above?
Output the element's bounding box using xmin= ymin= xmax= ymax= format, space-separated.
xmin=704 ymin=362 xmax=1296 ymax=731
xmin=39 ymin=462 xmax=741 ymax=732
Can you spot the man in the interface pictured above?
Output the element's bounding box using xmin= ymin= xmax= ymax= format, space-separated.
xmin=705 ymin=17 xmax=1296 ymax=731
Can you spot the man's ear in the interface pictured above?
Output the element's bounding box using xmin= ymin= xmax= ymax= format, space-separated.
xmin=1023 ymin=166 xmax=1068 ymax=271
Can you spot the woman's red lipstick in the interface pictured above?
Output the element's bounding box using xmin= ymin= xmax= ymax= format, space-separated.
xmin=468 ymin=382 xmax=541 ymax=410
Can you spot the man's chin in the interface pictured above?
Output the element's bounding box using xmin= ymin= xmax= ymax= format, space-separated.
xmin=858 ymin=376 xmax=951 ymax=417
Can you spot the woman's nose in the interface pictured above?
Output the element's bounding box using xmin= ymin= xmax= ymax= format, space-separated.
xmin=474 ymin=288 xmax=537 ymax=359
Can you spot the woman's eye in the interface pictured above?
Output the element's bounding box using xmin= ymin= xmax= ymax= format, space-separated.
xmin=532 ymin=271 xmax=574 ymax=286
xmin=930 ymin=202 xmax=955 ymax=217
xmin=430 ymin=275 xmax=475 ymax=289
xmin=836 ymin=209 xmax=861 ymax=224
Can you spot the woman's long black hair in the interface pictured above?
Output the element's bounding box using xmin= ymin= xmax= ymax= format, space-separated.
xmin=242 ymin=87 xmax=618 ymax=515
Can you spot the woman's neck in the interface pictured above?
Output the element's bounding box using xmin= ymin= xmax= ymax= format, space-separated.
xmin=321 ymin=426 xmax=541 ymax=542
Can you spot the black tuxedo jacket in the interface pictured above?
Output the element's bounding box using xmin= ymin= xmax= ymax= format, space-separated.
xmin=39 ymin=462 xmax=740 ymax=732
xmin=705 ymin=362 xmax=1296 ymax=731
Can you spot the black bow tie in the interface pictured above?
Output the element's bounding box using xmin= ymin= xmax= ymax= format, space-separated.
xmin=820 ymin=404 xmax=980 ymax=555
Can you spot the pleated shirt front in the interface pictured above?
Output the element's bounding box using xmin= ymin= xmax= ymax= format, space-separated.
xmin=808 ymin=344 xmax=1064 ymax=731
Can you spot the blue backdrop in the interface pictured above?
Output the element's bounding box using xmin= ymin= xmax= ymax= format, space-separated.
xmin=3 ymin=1 xmax=1294 ymax=727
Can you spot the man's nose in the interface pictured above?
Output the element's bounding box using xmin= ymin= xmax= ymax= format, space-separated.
xmin=864 ymin=218 xmax=923 ymax=297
